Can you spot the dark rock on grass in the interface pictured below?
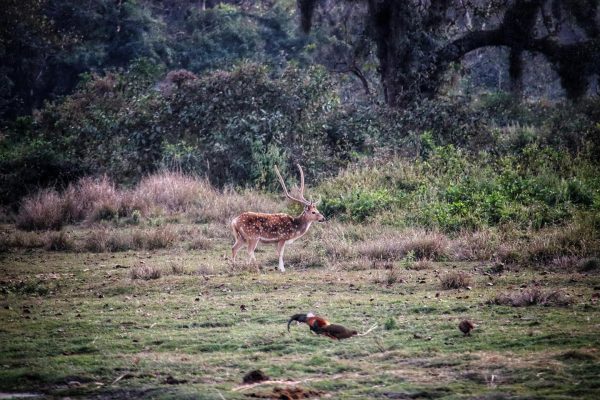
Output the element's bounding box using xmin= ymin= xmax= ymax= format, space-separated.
xmin=164 ymin=375 xmax=188 ymax=385
xmin=243 ymin=369 xmax=270 ymax=384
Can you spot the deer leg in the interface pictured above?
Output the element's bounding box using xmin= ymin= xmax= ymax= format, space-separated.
xmin=277 ymin=240 xmax=286 ymax=272
xmin=247 ymin=238 xmax=259 ymax=262
xmin=232 ymin=237 xmax=244 ymax=262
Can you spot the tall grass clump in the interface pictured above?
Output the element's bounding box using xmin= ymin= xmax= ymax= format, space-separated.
xmin=134 ymin=171 xmax=209 ymax=213
xmin=492 ymin=288 xmax=572 ymax=307
xmin=356 ymin=229 xmax=449 ymax=261
xmin=44 ymin=231 xmax=75 ymax=251
xmin=63 ymin=176 xmax=121 ymax=222
xmin=130 ymin=264 xmax=162 ymax=280
xmin=440 ymin=271 xmax=472 ymax=289
xmin=13 ymin=171 xmax=282 ymax=230
xmin=16 ymin=190 xmax=65 ymax=230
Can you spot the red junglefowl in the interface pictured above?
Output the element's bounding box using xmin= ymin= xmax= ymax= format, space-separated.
xmin=288 ymin=312 xmax=358 ymax=340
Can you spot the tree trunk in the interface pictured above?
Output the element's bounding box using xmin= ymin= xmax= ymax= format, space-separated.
xmin=367 ymin=1 xmax=419 ymax=106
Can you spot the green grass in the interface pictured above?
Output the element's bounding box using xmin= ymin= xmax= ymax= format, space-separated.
xmin=1 ymin=222 xmax=599 ymax=399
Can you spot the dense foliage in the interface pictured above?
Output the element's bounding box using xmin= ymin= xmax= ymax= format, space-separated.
xmin=318 ymin=143 xmax=600 ymax=233
xmin=1 ymin=0 xmax=599 ymax=237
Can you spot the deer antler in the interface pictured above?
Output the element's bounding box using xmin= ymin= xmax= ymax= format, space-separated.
xmin=274 ymin=164 xmax=311 ymax=206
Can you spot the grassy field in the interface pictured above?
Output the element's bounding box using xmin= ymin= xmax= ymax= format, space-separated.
xmin=1 ymin=219 xmax=599 ymax=399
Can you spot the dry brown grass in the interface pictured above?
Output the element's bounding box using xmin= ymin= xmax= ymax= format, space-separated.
xmin=578 ymin=257 xmax=600 ymax=272
xmin=409 ymin=259 xmax=434 ymax=270
xmin=190 ymin=188 xmax=279 ymax=224
xmin=16 ymin=189 xmax=65 ymax=230
xmin=44 ymin=231 xmax=75 ymax=251
xmin=440 ymin=271 xmax=472 ymax=290
xmin=143 ymin=226 xmax=178 ymax=250
xmin=548 ymin=255 xmax=579 ymax=271
xmin=492 ymin=288 xmax=573 ymax=307
xmin=452 ymin=230 xmax=500 ymax=261
xmin=281 ymin=247 xmax=326 ymax=269
xmin=83 ymin=229 xmax=111 ymax=252
xmin=319 ymin=223 xmax=357 ymax=262
xmin=195 ymin=263 xmax=215 ymax=275
xmin=373 ymin=266 xmax=402 ymax=286
xmin=525 ymin=225 xmax=597 ymax=264
xmin=187 ymin=236 xmax=213 ymax=250
xmin=129 ymin=264 xmax=162 ymax=280
xmin=356 ymin=229 xmax=449 ymax=261
xmin=134 ymin=171 xmax=207 ymax=213
xmin=168 ymin=262 xmax=187 ymax=275
xmin=2 ymin=230 xmax=46 ymax=249
xmin=199 ymin=222 xmax=231 ymax=239
xmin=63 ymin=176 xmax=121 ymax=222
xmin=83 ymin=227 xmax=177 ymax=252
xmin=14 ymin=172 xmax=286 ymax=232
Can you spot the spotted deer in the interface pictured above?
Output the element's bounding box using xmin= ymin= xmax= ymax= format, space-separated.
xmin=231 ymin=165 xmax=325 ymax=272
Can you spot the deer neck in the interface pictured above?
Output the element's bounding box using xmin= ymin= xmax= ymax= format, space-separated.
xmin=292 ymin=212 xmax=313 ymax=238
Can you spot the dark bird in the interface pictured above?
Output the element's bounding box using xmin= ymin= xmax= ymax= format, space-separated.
xmin=459 ymin=319 xmax=475 ymax=336
xmin=288 ymin=312 xmax=329 ymax=333
xmin=288 ymin=312 xmax=357 ymax=340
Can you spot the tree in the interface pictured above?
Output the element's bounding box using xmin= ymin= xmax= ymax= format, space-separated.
xmin=298 ymin=0 xmax=600 ymax=106
xmin=0 ymin=0 xmax=64 ymax=120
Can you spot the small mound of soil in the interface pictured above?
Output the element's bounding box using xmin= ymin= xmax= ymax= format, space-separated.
xmin=243 ymin=369 xmax=270 ymax=384
xmin=247 ymin=386 xmax=322 ymax=399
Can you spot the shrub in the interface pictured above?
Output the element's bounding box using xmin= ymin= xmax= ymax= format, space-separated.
xmin=190 ymin=187 xmax=279 ymax=224
xmin=400 ymin=231 xmax=449 ymax=260
xmin=187 ymin=236 xmax=212 ymax=251
xmin=357 ymin=236 xmax=406 ymax=261
xmin=321 ymin=189 xmax=393 ymax=222
xmin=440 ymin=271 xmax=472 ymax=290
xmin=357 ymin=229 xmax=449 ymax=261
xmin=130 ymin=264 xmax=162 ymax=280
xmin=3 ymin=231 xmax=45 ymax=249
xmin=548 ymin=256 xmax=579 ymax=271
xmin=135 ymin=171 xmax=207 ymax=213
xmin=578 ymin=257 xmax=600 ymax=272
xmin=492 ymin=288 xmax=572 ymax=307
xmin=105 ymin=232 xmax=133 ymax=252
xmin=410 ymin=259 xmax=434 ymax=270
xmin=144 ymin=227 xmax=177 ymax=250
xmin=384 ymin=317 xmax=398 ymax=330
xmin=44 ymin=231 xmax=75 ymax=251
xmin=165 ymin=69 xmax=198 ymax=87
xmin=168 ymin=263 xmax=186 ymax=275
xmin=63 ymin=176 xmax=121 ymax=223
xmin=16 ymin=189 xmax=65 ymax=230
xmin=452 ymin=230 xmax=500 ymax=261
xmin=373 ymin=266 xmax=402 ymax=286
xmin=83 ymin=229 xmax=110 ymax=253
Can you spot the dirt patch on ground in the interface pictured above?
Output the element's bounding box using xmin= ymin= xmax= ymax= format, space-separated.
xmin=246 ymin=386 xmax=323 ymax=399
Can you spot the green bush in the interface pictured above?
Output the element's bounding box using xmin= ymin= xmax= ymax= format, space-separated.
xmin=316 ymin=143 xmax=599 ymax=233
xmin=321 ymin=189 xmax=393 ymax=222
